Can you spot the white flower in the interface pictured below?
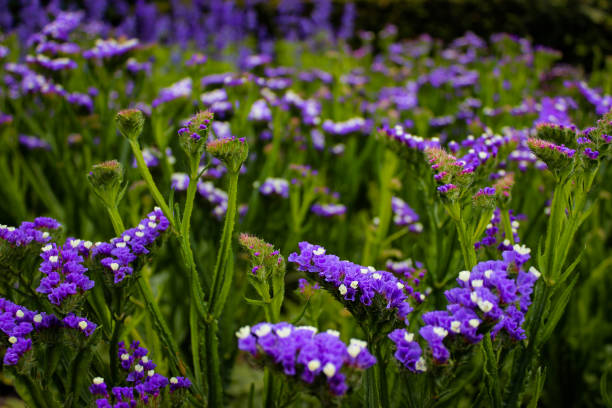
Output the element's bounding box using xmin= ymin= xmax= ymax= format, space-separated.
xmin=123 ymin=235 xmax=131 ymax=242
xmin=15 ymin=310 xmax=24 ymax=318
xmin=478 ymin=300 xmax=493 ymax=313
xmin=338 ymin=284 xmax=347 ymax=295
xmin=93 ymin=377 xmax=104 ymax=385
xmin=513 ymin=244 xmax=531 ymax=255
xmin=136 ymin=231 xmax=145 ymax=238
xmin=148 ymin=370 xmax=155 ymax=377
xmin=529 ymin=266 xmax=541 ymax=279
xmin=415 ymin=357 xmax=427 ymax=372
xmin=84 ymin=241 xmax=93 ymax=249
xmin=433 ymin=326 xmax=448 ymax=338
xmin=8 ymin=336 xmax=17 ymax=344
xmin=33 ymin=314 xmax=42 ymax=323
xmin=469 ymin=319 xmax=480 ymax=328
xmin=326 ymin=329 xmax=340 ymax=337
xmin=322 ymin=362 xmax=336 ymax=378
xmin=396 ymin=282 xmax=405 ymax=290
xmin=458 ymin=270 xmax=471 ymax=282
xmin=313 ymin=247 xmax=325 ymax=256
xmin=42 ymin=244 xmax=52 ymax=252
xmin=403 ymin=332 xmax=414 ymax=342
xmin=347 ymin=344 xmax=362 ymax=358
xmin=49 ymin=255 xmax=59 ymax=263
xmin=148 ymin=222 xmax=157 ymax=228
xmin=78 ymin=321 xmax=88 ymax=330
xmin=134 ymin=364 xmax=143 ymax=372
xmin=307 ymin=360 xmax=321 ymax=371
xmin=350 ymin=281 xmax=359 ymax=289
xmin=472 ymin=279 xmax=484 ymax=288
xmin=276 ymin=327 xmax=291 ymax=338
xmin=115 ymin=242 xmax=127 ymax=248
xmin=121 ymin=353 xmax=130 ymax=361
xmin=254 ymin=324 xmax=271 ymax=337
xmin=470 ymin=292 xmax=479 ymax=303
xmin=360 ymin=268 xmax=369 ymax=274
xmin=372 ymin=273 xmax=381 ymax=280
xmin=450 ymin=321 xmax=461 ymax=333
xmin=170 ymin=377 xmax=178 ymax=384
xmin=484 ymin=269 xmax=493 ymax=279
xmin=110 ymin=263 xmax=119 ymax=271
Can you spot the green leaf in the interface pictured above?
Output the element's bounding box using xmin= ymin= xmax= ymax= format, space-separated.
xmin=538 ymin=274 xmax=579 ymax=346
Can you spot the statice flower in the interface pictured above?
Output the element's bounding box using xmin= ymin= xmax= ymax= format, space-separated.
xmin=379 ymin=124 xmax=440 ymax=155
xmin=385 ymin=259 xmax=428 ymax=303
xmin=36 ymin=238 xmax=95 ymax=306
xmin=0 ymin=298 xmax=94 ymax=365
xmin=391 ymin=197 xmax=422 ymax=232
xmin=420 ymin=247 xmax=538 ymax=364
xmin=0 ymin=217 xmax=59 ymax=247
xmin=311 ymin=203 xmax=347 ymax=217
xmin=95 ymin=208 xmax=169 ymax=284
xmin=197 ymin=181 xmax=229 ymax=219
xmin=92 ymin=341 xmax=190 ymax=406
xmin=236 ymin=322 xmax=375 ymax=396
xmin=152 ymin=77 xmax=192 ymax=108
xmin=289 ymin=242 xmax=415 ymax=324
xmin=19 ymin=135 xmax=51 ymax=150
xmin=248 ymin=99 xmax=272 ymax=122
xmin=388 ymin=329 xmax=426 ymax=372
xmin=40 ymin=11 xmax=83 ymax=41
xmin=26 ymin=54 xmax=77 ymax=71
xmin=475 ymin=208 xmax=523 ymax=251
xmin=259 ymin=178 xmax=290 ymax=198
xmin=322 ymin=117 xmax=371 ymax=136
xmin=83 ymin=38 xmax=139 ymax=60
xmin=171 ymin=173 xmax=190 ymax=191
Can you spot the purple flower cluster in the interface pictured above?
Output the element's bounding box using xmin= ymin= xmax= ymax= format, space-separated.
xmin=83 ymin=38 xmax=139 ymax=60
xmin=0 ymin=217 xmax=59 ymax=247
xmin=36 ymin=238 xmax=95 ymax=306
xmin=18 ymin=134 xmax=51 ymax=151
xmin=379 ymin=124 xmax=441 ymax=152
xmin=248 ymin=99 xmax=272 ymax=122
xmin=311 ymin=203 xmax=347 ymax=217
xmin=152 ymin=77 xmax=192 ymax=108
xmin=95 ymin=208 xmax=170 ymax=283
xmin=26 ymin=54 xmax=77 ymax=71
xmin=197 ymin=181 xmax=229 ymax=219
xmin=385 ymin=259 xmax=428 ymax=303
xmin=236 ymin=322 xmax=375 ymax=396
xmin=391 ymin=196 xmax=422 ymax=232
xmin=0 ymin=298 xmax=94 ymax=365
xmin=171 ymin=173 xmax=190 ymax=191
xmin=259 ymin=178 xmax=290 ymax=198
xmin=90 ymin=341 xmax=190 ymax=407
xmin=322 ymin=117 xmax=371 ymax=136
xmin=475 ymin=208 xmax=524 ymax=251
xmin=288 ymin=242 xmax=414 ymax=323
xmin=389 ymin=246 xmax=539 ymax=370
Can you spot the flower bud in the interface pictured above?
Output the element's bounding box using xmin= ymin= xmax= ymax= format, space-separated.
xmin=206 ymin=136 xmax=248 ymax=174
xmin=116 ymin=109 xmax=145 ymax=141
xmin=87 ymin=160 xmax=125 ymax=208
xmin=178 ymin=111 xmax=214 ymax=158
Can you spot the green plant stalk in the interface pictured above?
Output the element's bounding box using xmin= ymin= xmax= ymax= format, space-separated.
xmin=181 ymin=157 xmax=207 ymax=392
xmin=204 ymin=170 xmax=239 ymax=407
xmin=208 ymin=171 xmax=239 ymax=316
xmin=482 ymin=334 xmax=503 ymax=408
xmin=129 ymin=139 xmax=177 ymax=231
xmin=362 ymin=149 xmax=398 ymax=266
xmin=500 ymin=208 xmax=515 ymax=246
xmin=505 ymin=172 xmax=594 ymax=406
xmin=204 ymin=319 xmax=223 ymax=408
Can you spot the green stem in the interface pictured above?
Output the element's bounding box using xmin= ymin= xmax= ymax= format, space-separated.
xmin=208 ymin=171 xmax=239 ymax=317
xmin=129 ymin=139 xmax=177 ymax=231
xmin=482 ymin=334 xmax=503 ymax=408
xmin=500 ymin=208 xmax=515 ymax=246
xmin=362 ymin=149 xmax=398 ymax=266
xmin=204 ymin=319 xmax=223 ymax=407
xmin=106 ymin=206 xmax=126 ymax=234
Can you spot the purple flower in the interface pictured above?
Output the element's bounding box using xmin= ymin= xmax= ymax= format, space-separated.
xmin=236 ymin=322 xmax=375 ymax=396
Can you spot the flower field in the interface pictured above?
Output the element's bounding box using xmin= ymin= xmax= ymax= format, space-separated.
xmin=0 ymin=2 xmax=611 ymax=407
